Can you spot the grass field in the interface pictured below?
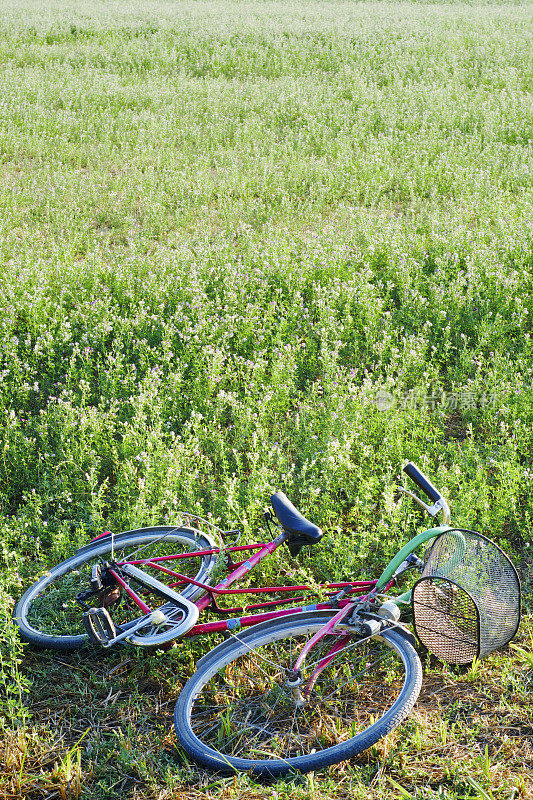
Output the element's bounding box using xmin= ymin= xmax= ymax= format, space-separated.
xmin=1 ymin=0 xmax=533 ymax=797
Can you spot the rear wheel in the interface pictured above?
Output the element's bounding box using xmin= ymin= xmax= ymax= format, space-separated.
xmin=14 ymin=527 xmax=217 ymax=650
xmin=174 ymin=612 xmax=423 ymax=776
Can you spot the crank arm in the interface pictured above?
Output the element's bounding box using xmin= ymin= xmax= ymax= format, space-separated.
xmin=107 ymin=610 xmax=163 ymax=647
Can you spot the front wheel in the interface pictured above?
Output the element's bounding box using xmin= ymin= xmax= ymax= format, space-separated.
xmin=174 ymin=611 xmax=423 ymax=777
xmin=14 ymin=527 xmax=217 ymax=650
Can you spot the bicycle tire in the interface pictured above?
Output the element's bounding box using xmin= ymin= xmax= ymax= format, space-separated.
xmin=174 ymin=611 xmax=422 ymax=777
xmin=14 ymin=527 xmax=217 ymax=651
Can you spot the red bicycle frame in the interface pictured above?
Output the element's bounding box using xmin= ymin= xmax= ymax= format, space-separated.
xmin=112 ymin=531 xmax=378 ymax=639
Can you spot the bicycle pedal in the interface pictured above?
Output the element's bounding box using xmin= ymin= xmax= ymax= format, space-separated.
xmin=83 ymin=606 xmax=117 ymax=646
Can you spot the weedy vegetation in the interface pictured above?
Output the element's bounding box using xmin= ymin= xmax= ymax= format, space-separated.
xmin=0 ymin=0 xmax=532 ymax=797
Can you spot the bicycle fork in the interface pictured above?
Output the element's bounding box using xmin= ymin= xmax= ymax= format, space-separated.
xmin=284 ymin=604 xmax=355 ymax=707
xmin=283 ymin=603 xmax=393 ymax=707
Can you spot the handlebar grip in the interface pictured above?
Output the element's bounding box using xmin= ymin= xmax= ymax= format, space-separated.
xmin=403 ymin=462 xmax=441 ymax=503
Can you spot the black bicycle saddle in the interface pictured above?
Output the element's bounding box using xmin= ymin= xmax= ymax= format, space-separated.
xmin=270 ymin=492 xmax=323 ymax=544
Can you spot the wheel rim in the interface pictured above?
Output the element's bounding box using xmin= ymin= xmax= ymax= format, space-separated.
xmin=19 ymin=532 xmax=212 ymax=643
xmin=184 ymin=623 xmax=411 ymax=766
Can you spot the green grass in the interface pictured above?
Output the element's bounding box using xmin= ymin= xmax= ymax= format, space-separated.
xmin=0 ymin=0 xmax=532 ymax=797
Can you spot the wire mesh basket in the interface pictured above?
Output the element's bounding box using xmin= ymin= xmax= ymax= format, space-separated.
xmin=412 ymin=529 xmax=520 ymax=664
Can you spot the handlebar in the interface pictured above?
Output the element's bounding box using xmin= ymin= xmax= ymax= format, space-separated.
xmin=401 ymin=462 xmax=451 ymax=525
xmin=403 ymin=462 xmax=441 ymax=503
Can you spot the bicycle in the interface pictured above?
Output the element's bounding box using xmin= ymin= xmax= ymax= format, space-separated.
xmin=13 ymin=463 xmax=521 ymax=777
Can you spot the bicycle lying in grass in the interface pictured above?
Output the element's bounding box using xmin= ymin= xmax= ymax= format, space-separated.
xmin=14 ymin=464 xmax=521 ymax=777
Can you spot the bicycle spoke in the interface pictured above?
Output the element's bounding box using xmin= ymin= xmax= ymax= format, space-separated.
xmin=285 ymin=707 xmax=298 ymax=758
xmin=225 ymin=685 xmax=288 ymax=756
xmin=320 ymin=650 xmax=397 ymax=702
xmin=228 ymin=631 xmax=292 ymax=672
xmin=119 ymin=527 xmax=182 ymax=561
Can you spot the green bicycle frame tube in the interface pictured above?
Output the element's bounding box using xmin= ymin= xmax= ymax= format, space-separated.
xmin=374 ymin=525 xmax=450 ymax=604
